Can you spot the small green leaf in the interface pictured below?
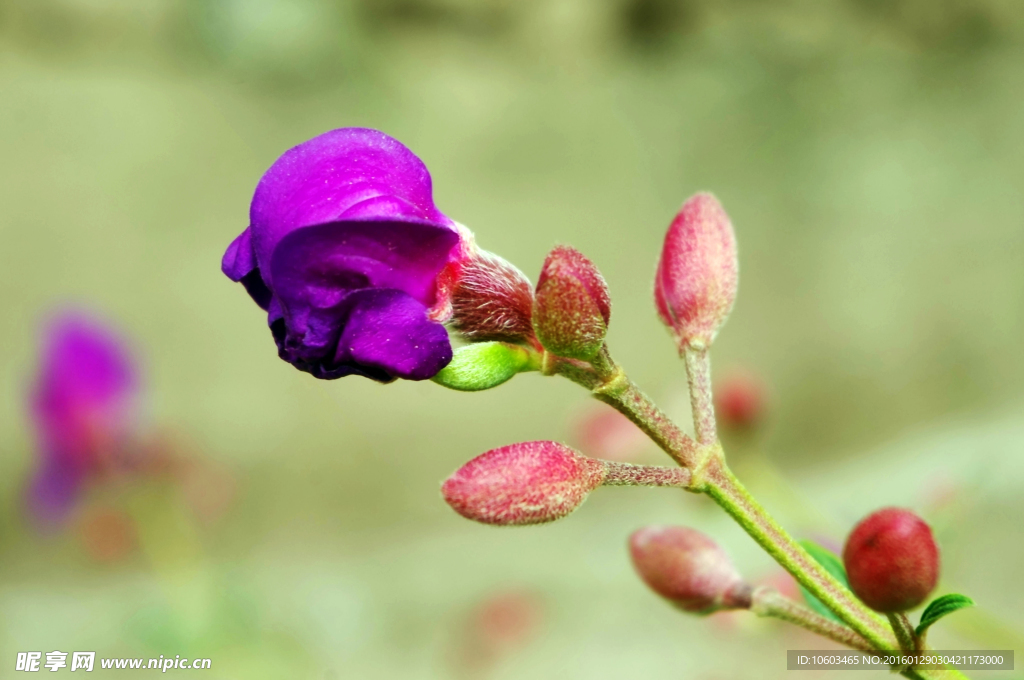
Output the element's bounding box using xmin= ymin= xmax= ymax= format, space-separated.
xmin=915 ymin=594 xmax=975 ymax=636
xmin=432 ymin=342 xmax=533 ymax=391
xmin=797 ymin=540 xmax=849 ymax=623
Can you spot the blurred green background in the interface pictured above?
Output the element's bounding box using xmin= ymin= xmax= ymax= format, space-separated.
xmin=1 ymin=0 xmax=1023 ymax=677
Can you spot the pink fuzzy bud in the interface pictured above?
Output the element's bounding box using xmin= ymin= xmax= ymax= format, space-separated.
xmin=629 ymin=525 xmax=750 ymax=614
xmin=654 ymin=193 xmax=738 ymax=349
xmin=442 ymin=441 xmax=606 ymax=526
xmin=843 ymin=508 xmax=939 ymax=613
xmin=532 ymin=246 xmax=611 ymax=360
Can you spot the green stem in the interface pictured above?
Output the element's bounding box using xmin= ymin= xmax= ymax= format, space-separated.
xmin=556 ymin=357 xmax=891 ymax=644
xmin=556 ymin=356 xmax=971 ymax=680
xmin=749 ymin=589 xmax=941 ymax=680
xmin=678 ymin=345 xmax=899 ymax=652
xmin=701 ymin=458 xmax=897 ymax=650
xmin=887 ymin=613 xmax=919 ymax=675
xmin=889 ymin=612 xmax=920 ymax=652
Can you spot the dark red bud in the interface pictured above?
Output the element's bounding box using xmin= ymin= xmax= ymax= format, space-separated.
xmin=532 ymin=246 xmax=611 ymax=360
xmin=442 ymin=441 xmax=606 ymax=526
xmin=843 ymin=507 xmax=939 ymax=613
xmin=629 ymin=525 xmax=749 ymax=614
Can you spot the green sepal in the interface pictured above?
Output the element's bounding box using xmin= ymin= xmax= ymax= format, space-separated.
xmin=915 ymin=594 xmax=975 ymax=637
xmin=797 ymin=539 xmax=849 ymax=623
xmin=432 ymin=342 xmax=533 ymax=392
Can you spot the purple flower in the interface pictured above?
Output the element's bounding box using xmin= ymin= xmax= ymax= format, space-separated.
xmin=27 ymin=311 xmax=139 ymax=526
xmin=222 ymin=128 xmax=469 ymax=382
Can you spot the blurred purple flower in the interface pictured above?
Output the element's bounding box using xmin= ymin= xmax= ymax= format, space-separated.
xmin=27 ymin=312 xmax=139 ymax=526
xmin=222 ymin=127 xmax=470 ymax=382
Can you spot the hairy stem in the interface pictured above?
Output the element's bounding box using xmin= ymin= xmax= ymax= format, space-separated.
xmin=889 ymin=612 xmax=920 ymax=652
xmin=601 ymin=461 xmax=691 ymax=488
xmin=554 ymin=352 xmax=969 ymax=679
xmin=752 ymin=589 xmax=938 ymax=680
xmin=701 ymin=459 xmax=897 ymax=650
xmin=683 ymin=344 xmax=716 ymax=444
xmin=557 ymin=351 xmax=697 ymax=467
xmin=750 ymin=586 xmax=873 ymax=652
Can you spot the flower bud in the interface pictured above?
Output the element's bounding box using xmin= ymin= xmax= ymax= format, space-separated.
xmin=843 ymin=508 xmax=939 ymax=613
xmin=654 ymin=193 xmax=738 ymax=350
xmin=448 ymin=248 xmax=536 ymax=344
xmin=629 ymin=525 xmax=750 ymax=613
xmin=714 ymin=369 xmax=767 ymax=430
xmin=532 ymin=246 xmax=611 ymax=360
xmin=442 ymin=441 xmax=606 ymax=526
xmin=432 ymin=342 xmax=533 ymax=392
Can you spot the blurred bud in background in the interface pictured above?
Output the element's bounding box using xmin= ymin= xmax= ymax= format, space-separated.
xmin=450 ymin=588 xmax=545 ymax=679
xmin=570 ymin=403 xmax=650 ymax=463
xmin=26 ymin=310 xmax=143 ymax=528
xmin=176 ymin=450 xmax=239 ymax=527
xmin=714 ymin=367 xmax=768 ymax=433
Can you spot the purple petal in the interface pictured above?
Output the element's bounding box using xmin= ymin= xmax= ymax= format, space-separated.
xmin=269 ymin=220 xmax=460 ymax=312
xmin=249 ymin=128 xmax=456 ymax=285
xmin=335 ymin=289 xmax=453 ymax=381
xmin=222 ymin=227 xmax=272 ymax=310
xmin=272 ymin=288 xmax=452 ymax=382
xmin=222 ymin=227 xmax=257 ymax=282
xmin=265 ymin=220 xmax=457 ymax=381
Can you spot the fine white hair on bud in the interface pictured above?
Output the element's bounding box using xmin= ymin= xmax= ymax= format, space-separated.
xmin=448 ymin=249 xmax=537 ymax=345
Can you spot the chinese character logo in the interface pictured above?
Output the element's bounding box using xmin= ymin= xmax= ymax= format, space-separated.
xmin=71 ymin=652 xmax=95 ymax=672
xmin=15 ymin=652 xmax=41 ymax=672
